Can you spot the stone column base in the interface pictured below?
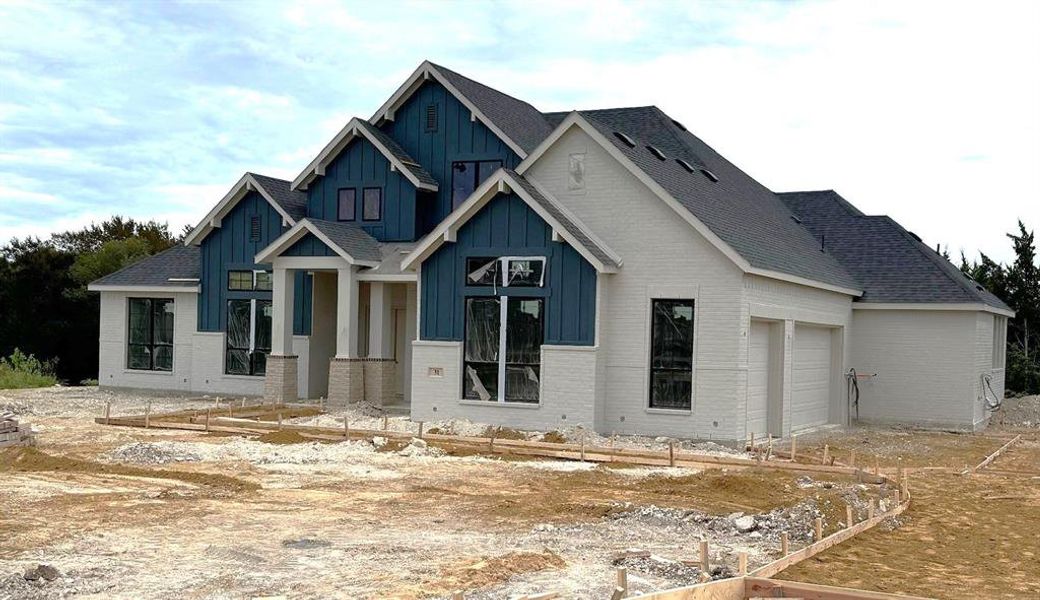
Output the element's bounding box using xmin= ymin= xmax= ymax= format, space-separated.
xmin=363 ymin=359 xmax=397 ymax=406
xmin=264 ymin=355 xmax=299 ymax=403
xmin=328 ymin=358 xmax=364 ymax=406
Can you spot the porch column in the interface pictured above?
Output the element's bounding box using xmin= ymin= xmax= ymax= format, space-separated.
xmin=364 ymin=282 xmax=396 ymax=405
xmin=329 ymin=266 xmax=363 ymax=405
xmin=403 ymin=282 xmax=417 ymax=404
xmin=264 ymin=265 xmax=298 ymax=403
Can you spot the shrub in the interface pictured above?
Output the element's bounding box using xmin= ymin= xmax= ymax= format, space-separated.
xmin=0 ymin=349 xmax=59 ymax=389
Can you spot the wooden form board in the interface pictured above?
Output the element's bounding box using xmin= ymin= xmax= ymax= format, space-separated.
xmin=963 ymin=434 xmax=1022 ymax=474
xmin=631 ymin=577 xmax=935 ymax=600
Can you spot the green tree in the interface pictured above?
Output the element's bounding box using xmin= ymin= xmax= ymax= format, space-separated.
xmin=51 ymin=216 xmax=177 ymax=255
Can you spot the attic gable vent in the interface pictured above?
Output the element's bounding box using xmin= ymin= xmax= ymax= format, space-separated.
xmin=676 ymin=158 xmax=696 ymax=173
xmin=700 ymin=169 xmax=719 ymax=183
xmin=425 ymin=103 xmax=438 ymax=132
xmin=613 ymin=132 xmax=636 ymax=147
xmin=671 ymin=119 xmax=687 ymax=131
xmin=249 ymin=216 xmax=261 ymax=242
xmin=647 ymin=145 xmax=667 ymax=160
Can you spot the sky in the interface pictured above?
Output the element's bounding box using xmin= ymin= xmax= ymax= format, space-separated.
xmin=0 ymin=0 xmax=1037 ymax=264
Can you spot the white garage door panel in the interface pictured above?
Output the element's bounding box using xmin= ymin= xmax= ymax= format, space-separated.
xmin=747 ymin=321 xmax=770 ymax=436
xmin=793 ymin=325 xmax=832 ymax=429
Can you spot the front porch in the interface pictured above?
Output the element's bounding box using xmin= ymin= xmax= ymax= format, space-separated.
xmin=256 ymin=219 xmax=417 ymax=408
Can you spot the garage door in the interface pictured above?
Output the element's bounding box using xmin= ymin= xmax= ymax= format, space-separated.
xmin=792 ymin=324 xmax=833 ymax=429
xmin=747 ymin=321 xmax=770 ymax=436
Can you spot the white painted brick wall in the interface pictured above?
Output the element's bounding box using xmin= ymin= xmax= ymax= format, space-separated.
xmin=850 ymin=309 xmax=977 ymax=429
xmin=190 ymin=332 xmax=264 ymax=397
xmin=98 ymin=291 xmax=197 ymax=391
xmin=411 ymin=341 xmax=600 ymax=431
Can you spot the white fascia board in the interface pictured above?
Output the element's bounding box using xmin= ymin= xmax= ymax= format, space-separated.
xmin=255 ymin=219 xmax=379 ymax=267
xmin=518 ymin=114 xmax=865 ymax=297
xmin=746 ymin=268 xmax=863 ymax=298
xmin=400 ymin=169 xmax=619 ymax=274
xmin=87 ymin=284 xmax=199 ymax=293
xmin=356 ymin=272 xmax=418 ymax=282
xmin=291 ymin=117 xmax=438 ymax=192
xmin=368 ymin=61 xmax=529 ymax=159
xmin=184 ymin=173 xmax=297 ymax=246
xmin=271 ymin=256 xmax=347 ymax=270
xmin=852 ymin=302 xmax=1015 ymax=317
xmin=516 ymin=114 xmax=752 ymax=273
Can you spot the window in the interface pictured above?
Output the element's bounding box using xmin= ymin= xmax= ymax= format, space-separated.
xmin=451 ymin=160 xmax=503 ymax=209
xmin=228 ymin=270 xmax=271 ymax=291
xmin=226 ymin=299 xmax=272 ymax=376
xmin=362 ymin=187 xmax=382 ymax=221
xmin=337 ymin=188 xmax=356 ymax=221
xmin=993 ymin=315 xmax=1007 ymax=369
xmin=425 ymin=103 xmax=438 ymax=132
xmin=249 ymin=216 xmax=261 ymax=242
xmin=463 ymin=297 xmax=543 ymax=403
xmin=649 ymin=299 xmax=695 ymax=410
xmin=127 ymin=298 xmax=174 ymax=371
xmin=464 ymin=256 xmax=546 ymax=289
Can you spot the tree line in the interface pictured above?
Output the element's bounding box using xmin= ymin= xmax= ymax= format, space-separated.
xmin=0 ymin=217 xmax=1037 ymax=394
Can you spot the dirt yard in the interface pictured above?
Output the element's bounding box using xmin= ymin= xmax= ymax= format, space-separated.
xmin=1 ymin=387 xmax=880 ymax=600
xmin=1 ymin=388 xmax=1037 ymax=599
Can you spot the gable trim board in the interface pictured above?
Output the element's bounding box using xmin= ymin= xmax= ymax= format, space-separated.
xmin=184 ymin=173 xmax=299 ymax=246
xmin=515 ymin=113 xmax=864 ymax=299
xmin=852 ymin=302 xmax=1015 ymax=317
xmin=255 ymin=218 xmax=382 ymax=267
xmin=369 ymin=61 xmax=531 ymax=160
xmin=400 ymin=168 xmax=622 ymax=274
xmin=292 ymin=117 xmax=439 ymax=192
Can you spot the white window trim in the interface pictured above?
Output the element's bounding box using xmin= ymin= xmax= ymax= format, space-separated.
xmin=463 ymin=295 xmax=545 ymax=404
xmin=643 ymin=291 xmax=699 ymax=414
xmin=499 ymin=256 xmax=546 ymax=288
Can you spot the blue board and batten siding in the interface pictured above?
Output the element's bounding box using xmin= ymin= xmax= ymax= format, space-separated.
xmin=305 ymin=136 xmax=419 ymax=242
xmin=420 ymin=193 xmax=596 ymax=346
xmin=380 ymin=81 xmax=520 ymax=233
xmin=198 ymin=191 xmax=312 ymax=335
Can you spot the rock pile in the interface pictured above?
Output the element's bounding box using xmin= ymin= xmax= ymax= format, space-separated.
xmin=0 ymin=411 xmax=32 ymax=448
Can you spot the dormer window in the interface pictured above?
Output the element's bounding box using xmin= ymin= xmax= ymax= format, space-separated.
xmin=337 ymin=188 xmax=356 ymax=221
xmin=451 ymin=160 xmax=503 ymax=209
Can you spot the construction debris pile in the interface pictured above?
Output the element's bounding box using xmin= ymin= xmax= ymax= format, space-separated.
xmin=0 ymin=411 xmax=32 ymax=448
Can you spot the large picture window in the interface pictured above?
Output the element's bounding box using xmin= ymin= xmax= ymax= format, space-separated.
xmin=649 ymin=299 xmax=695 ymax=410
xmin=451 ymin=160 xmax=503 ymax=209
xmin=463 ymin=297 xmax=543 ymax=403
xmin=127 ymin=298 xmax=174 ymax=371
xmin=226 ymin=299 xmax=272 ymax=376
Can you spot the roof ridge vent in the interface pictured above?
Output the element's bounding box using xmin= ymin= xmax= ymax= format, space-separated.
xmin=613 ymin=132 xmax=636 ymax=147
xmin=647 ymin=145 xmax=667 ymax=160
xmin=676 ymin=158 xmax=696 ymax=173
xmin=700 ymin=168 xmax=719 ymax=183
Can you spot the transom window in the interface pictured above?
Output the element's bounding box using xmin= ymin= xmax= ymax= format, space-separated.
xmin=464 ymin=297 xmax=544 ymax=403
xmin=451 ymin=160 xmax=503 ymax=209
xmin=649 ymin=299 xmax=695 ymax=410
xmin=127 ymin=298 xmax=174 ymax=371
xmin=362 ymin=187 xmax=382 ymax=221
xmin=228 ymin=270 xmax=272 ymax=291
xmin=465 ymin=256 xmax=546 ymax=289
xmin=226 ymin=299 xmax=272 ymax=376
xmin=337 ymin=188 xmax=356 ymax=221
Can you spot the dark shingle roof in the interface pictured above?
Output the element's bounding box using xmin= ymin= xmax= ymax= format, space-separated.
xmin=248 ymin=173 xmax=307 ymax=221
xmin=89 ymin=244 xmax=200 ymax=288
xmin=304 ymin=218 xmax=383 ymax=263
xmin=354 ymin=121 xmax=439 ymax=188
xmin=779 ymin=190 xmax=1011 ymax=310
xmin=577 ymin=106 xmax=860 ymax=290
xmin=432 ymin=63 xmax=554 ymax=155
xmin=505 ymin=169 xmax=620 ymax=269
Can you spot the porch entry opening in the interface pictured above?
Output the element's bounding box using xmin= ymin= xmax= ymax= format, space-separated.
xmin=226 ymin=299 xmax=272 ymax=376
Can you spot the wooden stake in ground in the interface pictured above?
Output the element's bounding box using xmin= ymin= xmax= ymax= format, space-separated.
xmin=205 ymin=408 xmax=210 ymax=432
xmin=790 ymin=434 xmax=797 ymax=462
xmin=849 ymin=449 xmax=856 ymax=468
xmin=699 ymin=539 xmax=709 ymax=573
xmin=868 ymin=499 xmax=876 ymax=519
xmin=581 ymin=432 xmax=587 ymax=462
xmin=616 ymin=567 xmax=628 ymax=597
xmin=145 ymin=401 xmax=151 ymax=429
xmin=668 ymin=441 xmax=675 ymax=467
xmin=418 ymin=421 xmax=424 ymax=440
xmin=749 ymin=431 xmax=755 ymax=452
xmin=344 ymin=417 xmax=349 ymax=440
xmin=277 ymin=412 xmax=283 ymax=431
xmin=846 ymin=504 xmax=854 ymax=528
xmin=610 ymin=432 xmax=616 ymax=463
xmin=766 ymin=434 xmax=773 ymax=460
xmin=737 ymin=551 xmax=748 ymax=576
xmin=383 ymin=415 xmax=388 ymax=431
xmin=822 ymin=444 xmax=829 ymax=465
xmin=104 ymin=401 xmax=111 ymax=425
xmin=780 ymin=532 xmax=789 ymax=556
xmin=228 ymin=403 xmax=233 ymax=418
xmin=814 ymin=517 xmax=823 ymax=542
